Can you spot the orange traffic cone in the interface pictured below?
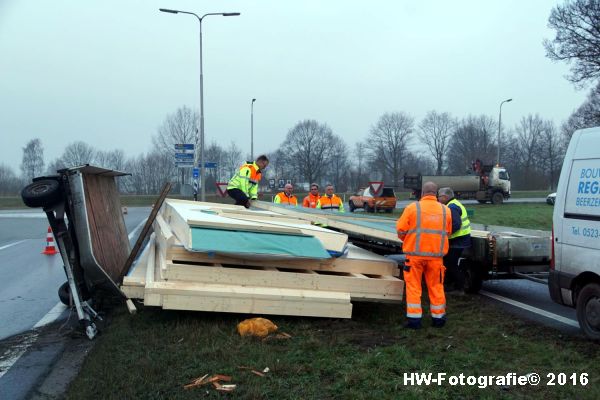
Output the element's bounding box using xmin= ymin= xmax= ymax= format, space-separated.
xmin=42 ymin=226 xmax=58 ymax=255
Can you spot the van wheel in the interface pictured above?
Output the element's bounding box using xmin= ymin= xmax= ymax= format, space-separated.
xmin=576 ymin=283 xmax=600 ymax=340
xmin=21 ymin=179 xmax=61 ymax=208
xmin=364 ymin=203 xmax=373 ymax=212
xmin=349 ymin=201 xmax=355 ymax=212
xmin=491 ymin=192 xmax=504 ymax=205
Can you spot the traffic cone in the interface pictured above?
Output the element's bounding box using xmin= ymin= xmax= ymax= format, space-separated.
xmin=42 ymin=226 xmax=58 ymax=255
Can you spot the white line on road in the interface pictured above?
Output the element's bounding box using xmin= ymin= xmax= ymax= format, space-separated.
xmin=33 ymin=302 xmax=68 ymax=329
xmin=0 ymin=240 xmax=28 ymax=251
xmin=480 ymin=290 xmax=580 ymax=328
xmin=0 ymin=213 xmax=46 ymax=219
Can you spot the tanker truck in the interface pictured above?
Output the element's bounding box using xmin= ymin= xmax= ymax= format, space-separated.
xmin=403 ymin=163 xmax=511 ymax=204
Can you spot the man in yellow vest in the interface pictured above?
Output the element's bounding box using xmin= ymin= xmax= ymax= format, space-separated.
xmin=316 ymin=184 xmax=345 ymax=212
xmin=437 ymin=187 xmax=472 ymax=292
xmin=274 ymin=183 xmax=298 ymax=206
xmin=226 ymin=155 xmax=269 ymax=208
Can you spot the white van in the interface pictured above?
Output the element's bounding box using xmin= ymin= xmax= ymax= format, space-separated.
xmin=550 ymin=126 xmax=600 ymax=339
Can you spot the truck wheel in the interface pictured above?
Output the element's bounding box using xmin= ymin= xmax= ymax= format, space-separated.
xmin=491 ymin=192 xmax=504 ymax=205
xmin=349 ymin=201 xmax=355 ymax=212
xmin=576 ymin=283 xmax=600 ymax=340
xmin=21 ymin=179 xmax=61 ymax=208
xmin=385 ymin=208 xmax=393 ymax=214
xmin=463 ymin=264 xmax=483 ymax=294
xmin=58 ymin=281 xmax=72 ymax=306
xmin=477 ymin=200 xmax=487 ymax=204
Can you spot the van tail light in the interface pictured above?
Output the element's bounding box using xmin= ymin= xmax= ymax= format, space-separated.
xmin=550 ymin=226 xmax=555 ymax=270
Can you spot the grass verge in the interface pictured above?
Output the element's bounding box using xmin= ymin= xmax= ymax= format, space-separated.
xmin=66 ymin=295 xmax=599 ymax=399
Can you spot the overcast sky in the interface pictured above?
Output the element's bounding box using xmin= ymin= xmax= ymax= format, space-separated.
xmin=0 ymin=0 xmax=588 ymax=173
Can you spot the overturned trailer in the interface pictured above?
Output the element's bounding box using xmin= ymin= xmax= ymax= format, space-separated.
xmin=253 ymin=202 xmax=551 ymax=293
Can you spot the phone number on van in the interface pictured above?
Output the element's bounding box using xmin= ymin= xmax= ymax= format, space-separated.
xmin=571 ymin=227 xmax=600 ymax=238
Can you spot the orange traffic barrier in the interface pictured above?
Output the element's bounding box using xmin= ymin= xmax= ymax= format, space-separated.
xmin=42 ymin=226 xmax=58 ymax=255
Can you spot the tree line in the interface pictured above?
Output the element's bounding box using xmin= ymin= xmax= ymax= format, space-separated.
xmin=2 ymin=0 xmax=599 ymax=196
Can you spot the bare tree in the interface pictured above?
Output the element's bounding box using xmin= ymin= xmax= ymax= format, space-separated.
xmin=544 ymin=0 xmax=600 ymax=86
xmin=561 ymin=81 xmax=600 ymax=143
xmin=61 ymin=141 xmax=96 ymax=167
xmin=352 ymin=142 xmax=368 ymax=189
xmin=0 ymin=164 xmax=21 ymax=195
xmin=366 ymin=112 xmax=414 ymax=187
xmin=326 ymin=136 xmax=350 ymax=191
xmin=20 ymin=138 xmax=44 ymax=182
xmin=447 ymin=115 xmax=497 ymax=173
xmin=223 ymin=141 xmax=243 ymax=180
xmin=46 ymin=158 xmax=66 ymax=175
xmin=539 ymin=121 xmax=564 ymax=190
xmin=418 ymin=111 xmax=454 ymax=175
xmin=153 ymin=106 xmax=199 ymax=155
xmin=514 ymin=114 xmax=545 ymax=182
xmin=280 ymin=120 xmax=335 ymax=184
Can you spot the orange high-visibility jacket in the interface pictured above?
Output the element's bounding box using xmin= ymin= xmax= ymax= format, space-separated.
xmin=302 ymin=193 xmax=320 ymax=208
xmin=396 ymin=195 xmax=452 ymax=258
xmin=274 ymin=192 xmax=298 ymax=206
xmin=317 ymin=194 xmax=345 ymax=212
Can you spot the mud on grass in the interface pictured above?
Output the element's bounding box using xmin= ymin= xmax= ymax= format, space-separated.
xmin=65 ymin=294 xmax=599 ymax=399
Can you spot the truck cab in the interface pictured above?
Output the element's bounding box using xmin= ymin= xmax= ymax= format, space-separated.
xmin=488 ymin=166 xmax=511 ymax=196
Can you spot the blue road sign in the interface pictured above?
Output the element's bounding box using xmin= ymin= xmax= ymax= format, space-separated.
xmin=175 ymin=153 xmax=194 ymax=160
xmin=193 ymin=167 xmax=199 ymax=178
xmin=174 ymin=143 xmax=194 ymax=151
xmin=204 ymin=162 xmax=218 ymax=168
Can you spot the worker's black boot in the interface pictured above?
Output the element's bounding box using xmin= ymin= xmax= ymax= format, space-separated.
xmin=405 ymin=317 xmax=422 ymax=329
xmin=432 ymin=316 xmax=446 ymax=328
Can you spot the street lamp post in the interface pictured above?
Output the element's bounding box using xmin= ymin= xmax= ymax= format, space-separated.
xmin=159 ymin=8 xmax=240 ymax=201
xmin=497 ymin=98 xmax=513 ymax=165
xmin=251 ymin=98 xmax=256 ymax=160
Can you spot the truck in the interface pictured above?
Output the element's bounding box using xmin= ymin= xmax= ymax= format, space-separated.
xmin=403 ymin=163 xmax=511 ymax=205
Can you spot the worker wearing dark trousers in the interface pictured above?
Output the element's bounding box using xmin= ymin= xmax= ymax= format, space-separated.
xmin=437 ymin=187 xmax=471 ymax=292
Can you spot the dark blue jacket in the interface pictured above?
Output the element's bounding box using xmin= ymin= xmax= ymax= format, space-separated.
xmin=448 ymin=200 xmax=471 ymax=249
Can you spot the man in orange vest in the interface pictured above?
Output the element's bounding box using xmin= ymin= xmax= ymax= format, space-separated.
xmin=316 ymin=184 xmax=345 ymax=212
xmin=396 ymin=181 xmax=452 ymax=329
xmin=274 ymin=183 xmax=298 ymax=206
xmin=302 ymin=183 xmax=320 ymax=208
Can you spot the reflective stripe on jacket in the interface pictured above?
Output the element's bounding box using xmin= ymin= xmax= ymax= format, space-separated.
xmin=274 ymin=192 xmax=298 ymax=206
xmin=447 ymin=198 xmax=471 ymax=239
xmin=302 ymin=193 xmax=320 ymax=208
xmin=396 ymin=195 xmax=452 ymax=258
xmin=227 ymin=162 xmax=262 ymax=200
xmin=316 ymin=194 xmax=345 ymax=212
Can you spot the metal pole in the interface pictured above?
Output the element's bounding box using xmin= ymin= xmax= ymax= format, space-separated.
xmin=497 ymin=98 xmax=512 ymax=165
xmin=199 ymin=18 xmax=206 ymax=201
xmin=251 ymin=98 xmax=256 ymax=160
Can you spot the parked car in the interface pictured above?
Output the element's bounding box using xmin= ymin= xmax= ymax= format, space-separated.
xmin=349 ymin=187 xmax=396 ymax=213
xmin=546 ymin=192 xmax=556 ymax=205
xmin=549 ymin=126 xmax=600 ymax=340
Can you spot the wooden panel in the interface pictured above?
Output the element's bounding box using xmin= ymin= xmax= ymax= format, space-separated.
xmin=166 ymin=244 xmax=399 ymax=276
xmin=83 ymin=174 xmax=130 ymax=282
xmin=160 ymin=294 xmax=352 ymax=318
xmin=164 ymin=263 xmax=403 ymax=302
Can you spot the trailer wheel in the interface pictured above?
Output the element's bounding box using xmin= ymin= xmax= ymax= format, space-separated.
xmin=491 ymin=192 xmax=504 ymax=205
xmin=576 ymin=283 xmax=600 ymax=340
xmin=21 ymin=179 xmax=61 ymax=208
xmin=463 ymin=264 xmax=483 ymax=294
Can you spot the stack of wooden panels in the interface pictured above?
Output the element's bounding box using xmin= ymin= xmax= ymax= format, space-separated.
xmin=122 ymin=199 xmax=404 ymax=319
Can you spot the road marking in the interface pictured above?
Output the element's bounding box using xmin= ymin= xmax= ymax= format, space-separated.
xmin=0 ymin=213 xmax=46 ymax=219
xmin=480 ymin=290 xmax=580 ymax=328
xmin=128 ymin=218 xmax=147 ymax=241
xmin=0 ymin=216 xmax=148 ymax=381
xmin=0 ymin=240 xmax=28 ymax=251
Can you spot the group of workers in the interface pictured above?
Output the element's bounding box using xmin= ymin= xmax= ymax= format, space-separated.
xmin=226 ymin=156 xmax=471 ymax=331
xmin=226 ymin=155 xmax=344 ymax=212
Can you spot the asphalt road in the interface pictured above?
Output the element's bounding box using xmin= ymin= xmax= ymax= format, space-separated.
xmin=0 ymin=207 xmax=150 ymax=340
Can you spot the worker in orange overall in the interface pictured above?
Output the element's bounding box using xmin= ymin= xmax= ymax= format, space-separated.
xmin=316 ymin=184 xmax=345 ymax=212
xmin=302 ymin=183 xmax=320 ymax=208
xmin=274 ymin=183 xmax=298 ymax=206
xmin=396 ymin=181 xmax=452 ymax=329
